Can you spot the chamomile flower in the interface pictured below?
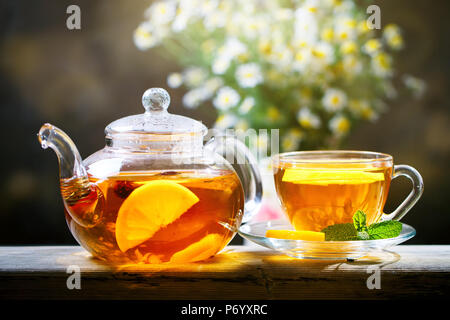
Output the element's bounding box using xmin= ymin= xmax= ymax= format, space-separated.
xmin=167 ymin=72 xmax=183 ymax=88
xmin=386 ymin=34 xmax=404 ymax=51
xmin=133 ymin=22 xmax=160 ymax=50
xmin=294 ymin=8 xmax=319 ymax=47
xmin=203 ymin=11 xmax=226 ymax=31
xmin=304 ymin=0 xmax=321 ymax=14
xmin=242 ymin=15 xmax=268 ymax=39
xmin=383 ymin=24 xmax=404 ymax=50
xmin=340 ymin=41 xmax=358 ymax=55
xmin=329 ymin=114 xmax=351 ymax=136
xmin=311 ymin=42 xmax=335 ymax=69
xmin=173 ymin=0 xmax=198 ymax=31
xmin=145 ymin=1 xmax=177 ymax=25
xmin=297 ymin=87 xmax=314 ymax=105
xmin=258 ymin=39 xmax=272 ymax=56
xmin=212 ymin=57 xmax=231 ymax=75
xmin=235 ymin=63 xmax=263 ymax=88
xmin=204 ymin=77 xmax=223 ymax=93
xmin=333 ymin=0 xmax=355 ymax=14
xmin=275 ymin=8 xmax=294 ymax=21
xmin=297 ymin=108 xmax=321 ymax=129
xmin=235 ymin=119 xmax=250 ymax=131
xmin=201 ymin=39 xmax=216 ymax=54
xmin=269 ymin=45 xmax=294 ymax=69
xmin=403 ymin=74 xmax=426 ymax=98
xmin=363 ymin=39 xmax=382 ymax=56
xmin=239 ymin=97 xmax=255 ymax=114
xmin=383 ymin=24 xmax=401 ymax=38
xmin=335 ymin=17 xmax=357 ymax=42
xmin=221 ymin=37 xmax=247 ymax=60
xmin=361 ymin=107 xmax=378 ymax=121
xmin=282 ymin=128 xmax=303 ymax=151
xmin=172 ymin=11 xmax=192 ymax=32
xmin=199 ymin=0 xmax=219 ymax=17
xmin=348 ymin=99 xmax=377 ymax=121
xmin=320 ymin=28 xmax=334 ymax=42
xmin=183 ymin=67 xmax=208 ymax=87
xmin=293 ymin=48 xmax=312 ymax=72
xmin=372 ymin=52 xmax=393 ymax=77
xmin=213 ymin=87 xmax=240 ymax=110
xmin=322 ymin=88 xmax=347 ymax=112
xmin=342 ymin=55 xmax=363 ymax=75
xmin=357 ymin=20 xmax=371 ymax=35
xmin=349 ymin=99 xmax=368 ymax=114
xmin=182 ymin=89 xmax=203 ymax=109
xmin=267 ymin=106 xmax=281 ymax=122
xmin=214 ymin=114 xmax=238 ymax=130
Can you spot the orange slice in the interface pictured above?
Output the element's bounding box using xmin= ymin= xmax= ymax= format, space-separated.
xmin=282 ymin=169 xmax=384 ymax=185
xmin=266 ymin=229 xmax=325 ymax=241
xmin=115 ymin=180 xmax=199 ymax=252
xmin=170 ymin=233 xmax=223 ymax=263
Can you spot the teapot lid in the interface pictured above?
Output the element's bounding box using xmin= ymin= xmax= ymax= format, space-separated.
xmin=105 ymin=88 xmax=207 ymax=137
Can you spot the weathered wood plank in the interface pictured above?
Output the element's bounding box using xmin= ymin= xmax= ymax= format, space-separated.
xmin=0 ymin=245 xmax=449 ymax=299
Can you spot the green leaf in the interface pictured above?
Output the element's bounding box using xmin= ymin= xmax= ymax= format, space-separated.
xmin=368 ymin=221 xmax=403 ymax=240
xmin=353 ymin=210 xmax=368 ymax=232
xmin=321 ymin=223 xmax=358 ymax=241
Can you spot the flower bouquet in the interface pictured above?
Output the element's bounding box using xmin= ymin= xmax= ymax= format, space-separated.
xmin=134 ymin=0 xmax=424 ymax=152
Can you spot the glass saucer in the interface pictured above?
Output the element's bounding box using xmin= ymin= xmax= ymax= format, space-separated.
xmin=238 ymin=219 xmax=416 ymax=260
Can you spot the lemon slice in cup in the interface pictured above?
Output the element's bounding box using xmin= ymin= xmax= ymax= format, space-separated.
xmin=266 ymin=229 xmax=325 ymax=241
xmin=115 ymin=180 xmax=199 ymax=252
xmin=282 ymin=169 xmax=385 ymax=185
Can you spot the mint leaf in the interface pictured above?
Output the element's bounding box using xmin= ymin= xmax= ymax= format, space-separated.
xmin=322 ymin=210 xmax=403 ymax=241
xmin=321 ymin=223 xmax=358 ymax=241
xmin=368 ymin=221 xmax=402 ymax=239
xmin=353 ymin=210 xmax=368 ymax=232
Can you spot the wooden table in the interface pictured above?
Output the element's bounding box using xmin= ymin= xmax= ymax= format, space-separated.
xmin=0 ymin=245 xmax=449 ymax=300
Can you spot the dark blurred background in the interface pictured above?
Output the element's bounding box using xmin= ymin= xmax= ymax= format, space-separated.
xmin=0 ymin=0 xmax=448 ymax=245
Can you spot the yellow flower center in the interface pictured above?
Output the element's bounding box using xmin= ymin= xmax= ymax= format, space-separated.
xmin=337 ymin=119 xmax=350 ymax=132
xmin=300 ymin=119 xmax=312 ymax=128
xmin=331 ymin=96 xmax=340 ymax=105
xmin=321 ymin=28 xmax=334 ymax=41
xmin=295 ymin=52 xmax=304 ymax=61
xmin=267 ymin=107 xmax=280 ymax=121
xmin=158 ymin=5 xmax=167 ymax=15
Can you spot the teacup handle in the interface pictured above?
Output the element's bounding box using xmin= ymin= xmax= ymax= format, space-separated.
xmin=205 ymin=134 xmax=263 ymax=223
xmin=381 ymin=165 xmax=424 ymax=221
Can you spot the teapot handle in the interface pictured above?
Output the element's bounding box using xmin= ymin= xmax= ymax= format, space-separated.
xmin=205 ymin=134 xmax=263 ymax=223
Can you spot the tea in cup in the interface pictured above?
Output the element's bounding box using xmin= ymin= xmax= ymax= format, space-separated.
xmin=272 ymin=151 xmax=423 ymax=232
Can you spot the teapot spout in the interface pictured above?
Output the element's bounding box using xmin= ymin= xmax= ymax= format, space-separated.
xmin=38 ymin=123 xmax=104 ymax=227
xmin=38 ymin=123 xmax=88 ymax=180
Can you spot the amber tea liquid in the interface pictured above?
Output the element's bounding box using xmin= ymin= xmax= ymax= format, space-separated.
xmin=274 ymin=163 xmax=392 ymax=232
xmin=63 ymin=169 xmax=243 ymax=263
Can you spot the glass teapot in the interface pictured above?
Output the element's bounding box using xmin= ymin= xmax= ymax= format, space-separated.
xmin=38 ymin=88 xmax=262 ymax=264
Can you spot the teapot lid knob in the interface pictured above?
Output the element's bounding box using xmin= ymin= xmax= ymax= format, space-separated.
xmin=142 ymin=87 xmax=170 ymax=113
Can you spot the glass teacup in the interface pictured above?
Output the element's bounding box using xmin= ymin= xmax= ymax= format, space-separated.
xmin=272 ymin=151 xmax=423 ymax=232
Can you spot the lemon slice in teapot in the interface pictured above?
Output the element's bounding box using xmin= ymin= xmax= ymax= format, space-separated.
xmin=115 ymin=180 xmax=199 ymax=252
